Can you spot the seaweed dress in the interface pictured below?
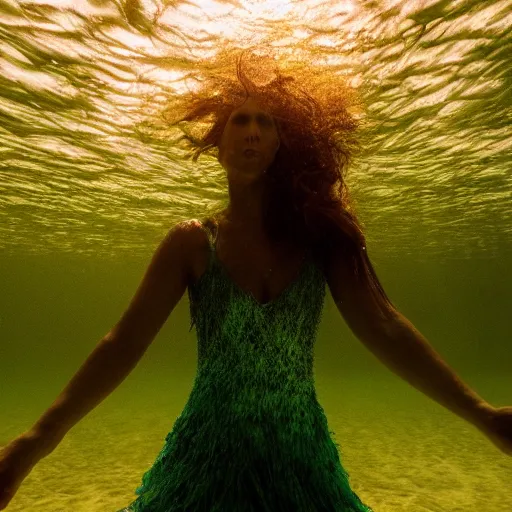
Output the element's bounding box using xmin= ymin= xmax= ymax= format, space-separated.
xmin=117 ymin=218 xmax=374 ymax=512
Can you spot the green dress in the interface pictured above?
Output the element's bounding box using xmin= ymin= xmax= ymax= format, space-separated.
xmin=118 ymin=218 xmax=374 ymax=512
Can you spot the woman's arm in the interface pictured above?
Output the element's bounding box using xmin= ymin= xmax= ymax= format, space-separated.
xmin=324 ymin=247 xmax=492 ymax=430
xmin=33 ymin=336 xmax=149 ymax=457
xmin=362 ymin=311 xmax=491 ymax=428
xmin=27 ymin=221 xmax=194 ymax=457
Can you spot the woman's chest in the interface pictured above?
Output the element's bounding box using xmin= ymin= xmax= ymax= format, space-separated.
xmin=190 ymin=226 xmax=308 ymax=306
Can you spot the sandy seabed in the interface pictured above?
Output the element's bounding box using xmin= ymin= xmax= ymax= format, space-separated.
xmin=2 ymin=377 xmax=510 ymax=512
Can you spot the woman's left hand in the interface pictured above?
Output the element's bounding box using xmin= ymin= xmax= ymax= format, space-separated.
xmin=476 ymin=405 xmax=512 ymax=456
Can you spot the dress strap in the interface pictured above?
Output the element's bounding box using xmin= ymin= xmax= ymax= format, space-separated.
xmin=194 ymin=217 xmax=219 ymax=271
xmin=200 ymin=217 xmax=219 ymax=247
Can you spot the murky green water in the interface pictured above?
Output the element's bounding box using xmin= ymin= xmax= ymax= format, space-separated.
xmin=1 ymin=0 xmax=511 ymax=510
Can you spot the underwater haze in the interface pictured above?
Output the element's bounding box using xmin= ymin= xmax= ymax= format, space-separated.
xmin=1 ymin=0 xmax=511 ymax=510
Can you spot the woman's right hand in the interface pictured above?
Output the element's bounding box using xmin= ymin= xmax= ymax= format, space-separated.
xmin=0 ymin=431 xmax=48 ymax=510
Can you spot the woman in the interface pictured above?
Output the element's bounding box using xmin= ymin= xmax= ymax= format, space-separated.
xmin=1 ymin=49 xmax=511 ymax=511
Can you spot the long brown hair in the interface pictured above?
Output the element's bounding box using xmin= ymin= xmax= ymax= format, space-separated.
xmin=142 ymin=46 xmax=396 ymax=317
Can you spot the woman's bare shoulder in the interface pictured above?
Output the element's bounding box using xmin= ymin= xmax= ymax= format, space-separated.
xmin=179 ymin=217 xmax=217 ymax=251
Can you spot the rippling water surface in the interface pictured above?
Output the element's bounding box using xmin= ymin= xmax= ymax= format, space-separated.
xmin=1 ymin=0 xmax=510 ymax=258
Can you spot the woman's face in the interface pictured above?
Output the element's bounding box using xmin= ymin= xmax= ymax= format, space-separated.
xmin=218 ymin=96 xmax=280 ymax=183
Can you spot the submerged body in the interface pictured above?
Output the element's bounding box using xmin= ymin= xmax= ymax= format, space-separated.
xmin=1 ymin=92 xmax=505 ymax=512
xmin=117 ymin=215 xmax=374 ymax=512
